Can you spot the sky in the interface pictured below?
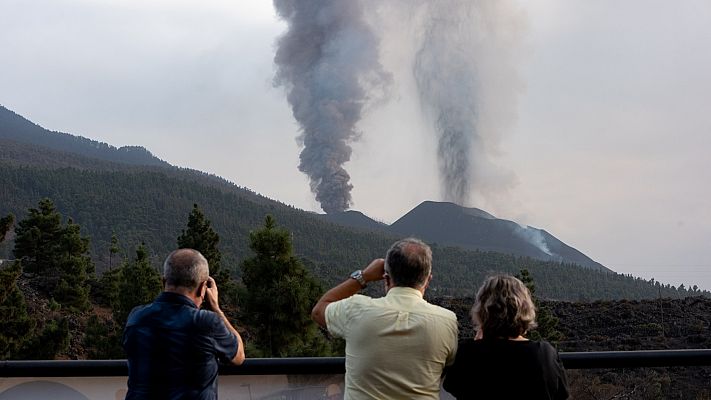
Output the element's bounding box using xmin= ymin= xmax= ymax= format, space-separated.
xmin=1 ymin=0 xmax=710 ymax=290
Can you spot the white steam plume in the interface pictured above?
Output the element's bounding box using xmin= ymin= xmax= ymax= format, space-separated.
xmin=408 ymin=0 xmax=526 ymax=206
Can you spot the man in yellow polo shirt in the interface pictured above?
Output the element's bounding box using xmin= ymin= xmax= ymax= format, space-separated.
xmin=312 ymin=238 xmax=458 ymax=399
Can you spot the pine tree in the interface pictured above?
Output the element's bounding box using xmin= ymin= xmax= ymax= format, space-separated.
xmin=14 ymin=198 xmax=63 ymax=275
xmin=241 ymin=215 xmax=328 ymax=357
xmin=54 ymin=219 xmax=93 ymax=311
xmin=114 ymin=244 xmax=161 ymax=326
xmin=177 ymin=203 xmax=234 ymax=309
xmin=13 ymin=199 xmax=94 ymax=310
xmin=177 ymin=204 xmax=222 ymax=274
xmin=20 ymin=318 xmax=70 ymax=360
xmin=84 ymin=315 xmax=124 ymax=359
xmin=517 ymin=269 xmax=563 ymax=343
xmin=0 ymin=214 xmax=36 ymax=360
xmin=109 ymin=233 xmax=120 ymax=270
xmin=0 ymin=261 xmax=35 ymax=359
xmin=97 ymin=265 xmax=122 ymax=308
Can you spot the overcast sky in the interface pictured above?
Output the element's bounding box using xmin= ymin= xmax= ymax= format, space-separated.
xmin=1 ymin=0 xmax=709 ymax=290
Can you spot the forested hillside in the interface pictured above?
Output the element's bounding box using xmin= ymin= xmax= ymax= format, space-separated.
xmin=0 ymin=161 xmax=702 ymax=301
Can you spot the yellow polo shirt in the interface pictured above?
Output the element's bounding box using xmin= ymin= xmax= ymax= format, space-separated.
xmin=325 ymin=287 xmax=459 ymax=400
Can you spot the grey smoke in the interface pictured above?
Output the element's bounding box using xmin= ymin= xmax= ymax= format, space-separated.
xmin=272 ymin=0 xmax=390 ymax=214
xmin=410 ymin=0 xmax=524 ymax=206
xmin=413 ymin=2 xmax=478 ymax=205
xmin=272 ymin=0 xmax=523 ymax=213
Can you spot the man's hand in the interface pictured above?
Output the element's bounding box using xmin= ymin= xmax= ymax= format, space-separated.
xmin=204 ymin=276 xmax=220 ymax=312
xmin=204 ymin=276 xmax=246 ymax=365
xmin=311 ymin=258 xmax=385 ymax=328
xmin=362 ymin=258 xmax=385 ymax=283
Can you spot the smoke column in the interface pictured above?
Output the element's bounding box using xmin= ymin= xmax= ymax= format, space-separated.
xmin=410 ymin=0 xmax=525 ymax=206
xmin=272 ymin=0 xmax=389 ymax=214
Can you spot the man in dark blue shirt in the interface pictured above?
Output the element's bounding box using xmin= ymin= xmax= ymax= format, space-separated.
xmin=123 ymin=248 xmax=245 ymax=400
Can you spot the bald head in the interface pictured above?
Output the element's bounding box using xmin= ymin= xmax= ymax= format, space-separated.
xmin=384 ymin=238 xmax=432 ymax=289
xmin=163 ymin=249 xmax=209 ymax=291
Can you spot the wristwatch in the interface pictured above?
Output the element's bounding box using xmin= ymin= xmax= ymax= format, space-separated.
xmin=350 ymin=270 xmax=367 ymax=288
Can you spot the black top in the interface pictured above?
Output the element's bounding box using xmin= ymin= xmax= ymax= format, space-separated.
xmin=123 ymin=292 xmax=238 ymax=400
xmin=443 ymin=338 xmax=569 ymax=400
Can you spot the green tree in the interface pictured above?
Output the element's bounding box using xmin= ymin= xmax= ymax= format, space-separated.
xmin=241 ymin=215 xmax=328 ymax=357
xmin=109 ymin=233 xmax=120 ymax=270
xmin=0 ymin=261 xmax=35 ymax=359
xmin=13 ymin=199 xmax=94 ymax=310
xmin=517 ymin=269 xmax=563 ymax=343
xmin=84 ymin=315 xmax=124 ymax=359
xmin=13 ymin=198 xmax=63 ymax=275
xmin=114 ymin=244 xmax=161 ymax=327
xmin=177 ymin=204 xmax=222 ymax=273
xmin=177 ymin=203 xmax=235 ymax=309
xmin=20 ymin=318 xmax=70 ymax=360
xmin=54 ymin=219 xmax=93 ymax=311
xmin=96 ymin=265 xmax=122 ymax=308
xmin=0 ymin=214 xmax=36 ymax=360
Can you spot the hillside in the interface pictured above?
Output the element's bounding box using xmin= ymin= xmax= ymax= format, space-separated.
xmin=0 ymin=106 xmax=703 ymax=300
xmin=389 ymin=201 xmax=606 ymax=270
xmin=0 ymin=105 xmax=168 ymax=167
xmin=322 ymin=201 xmax=606 ymax=271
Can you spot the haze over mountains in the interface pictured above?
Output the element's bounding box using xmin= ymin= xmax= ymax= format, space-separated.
xmin=0 ymin=104 xmax=702 ymax=300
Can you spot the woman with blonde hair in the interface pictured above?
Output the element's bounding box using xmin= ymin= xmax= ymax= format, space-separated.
xmin=443 ymin=275 xmax=569 ymax=399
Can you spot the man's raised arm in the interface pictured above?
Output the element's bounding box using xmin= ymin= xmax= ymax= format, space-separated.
xmin=311 ymin=258 xmax=385 ymax=328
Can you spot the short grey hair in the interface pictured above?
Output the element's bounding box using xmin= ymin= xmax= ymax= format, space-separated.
xmin=384 ymin=238 xmax=432 ymax=289
xmin=472 ymin=275 xmax=537 ymax=338
xmin=163 ymin=249 xmax=209 ymax=291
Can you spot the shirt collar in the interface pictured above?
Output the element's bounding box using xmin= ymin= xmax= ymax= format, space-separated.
xmin=155 ymin=291 xmax=198 ymax=308
xmin=386 ymin=286 xmax=424 ymax=299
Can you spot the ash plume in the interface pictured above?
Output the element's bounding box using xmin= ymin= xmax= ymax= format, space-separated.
xmin=272 ymin=0 xmax=390 ymax=214
xmin=411 ymin=0 xmax=525 ymax=206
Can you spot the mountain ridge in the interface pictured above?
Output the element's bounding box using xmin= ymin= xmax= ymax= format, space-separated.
xmin=0 ymin=105 xmax=169 ymax=167
xmin=323 ymin=200 xmax=607 ymax=271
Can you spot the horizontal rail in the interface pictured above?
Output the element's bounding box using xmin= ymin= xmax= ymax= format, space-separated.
xmin=2 ymin=350 xmax=711 ymax=378
xmin=560 ymin=349 xmax=711 ymax=369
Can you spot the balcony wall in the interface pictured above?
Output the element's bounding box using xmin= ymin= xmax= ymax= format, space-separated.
xmin=3 ymin=350 xmax=711 ymax=399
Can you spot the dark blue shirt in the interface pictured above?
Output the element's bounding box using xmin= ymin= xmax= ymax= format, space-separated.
xmin=123 ymin=292 xmax=239 ymax=400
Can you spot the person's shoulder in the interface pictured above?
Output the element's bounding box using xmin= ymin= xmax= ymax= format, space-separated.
xmin=333 ymin=293 xmax=374 ymax=308
xmin=195 ymin=308 xmax=222 ymax=325
xmin=528 ymin=340 xmax=561 ymax=359
xmin=125 ymin=302 xmax=153 ymax=325
xmin=422 ymin=300 xmax=458 ymax=321
xmin=531 ymin=339 xmax=557 ymax=351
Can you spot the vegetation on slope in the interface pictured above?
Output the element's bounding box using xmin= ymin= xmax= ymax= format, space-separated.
xmin=0 ymin=163 xmax=705 ymax=301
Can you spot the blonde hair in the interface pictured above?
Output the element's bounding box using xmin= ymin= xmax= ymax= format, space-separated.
xmin=472 ymin=275 xmax=537 ymax=338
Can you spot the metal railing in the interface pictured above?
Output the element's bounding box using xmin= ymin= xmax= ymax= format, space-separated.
xmin=3 ymin=349 xmax=711 ymax=377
